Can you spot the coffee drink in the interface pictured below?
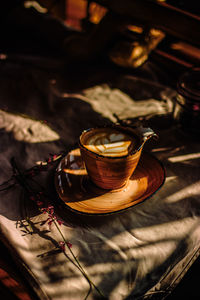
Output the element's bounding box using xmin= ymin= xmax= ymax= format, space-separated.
xmin=79 ymin=126 xmax=144 ymax=189
xmin=80 ymin=127 xmax=138 ymax=157
xmin=79 ymin=125 xmax=156 ymax=190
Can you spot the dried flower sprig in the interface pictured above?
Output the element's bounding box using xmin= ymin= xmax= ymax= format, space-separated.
xmin=0 ymin=153 xmax=105 ymax=299
xmin=0 ymin=151 xmax=66 ymax=192
xmin=34 ymin=194 xmax=105 ymax=299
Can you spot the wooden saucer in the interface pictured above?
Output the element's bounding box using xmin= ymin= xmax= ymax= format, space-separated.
xmin=55 ymin=148 xmax=165 ymax=215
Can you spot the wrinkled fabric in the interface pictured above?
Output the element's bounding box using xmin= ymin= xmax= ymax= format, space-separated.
xmin=0 ymin=61 xmax=200 ymax=300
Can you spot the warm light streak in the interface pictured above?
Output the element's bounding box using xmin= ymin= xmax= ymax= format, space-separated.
xmin=63 ymin=168 xmax=86 ymax=175
xmin=24 ymin=1 xmax=48 ymax=13
xmin=171 ymin=42 xmax=200 ymax=60
xmin=168 ymin=153 xmax=200 ymax=162
xmin=127 ymin=25 xmax=143 ymax=34
xmin=165 ymin=175 xmax=177 ymax=182
xmin=166 ymin=182 xmax=200 ymax=203
xmin=151 ymin=147 xmax=171 ymax=152
xmin=0 ymin=110 xmax=59 ymax=143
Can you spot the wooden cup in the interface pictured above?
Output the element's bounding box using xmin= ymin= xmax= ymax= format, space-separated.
xmin=79 ymin=125 xmax=156 ymax=190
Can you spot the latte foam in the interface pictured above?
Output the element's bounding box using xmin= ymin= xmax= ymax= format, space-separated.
xmin=81 ymin=128 xmax=137 ymax=157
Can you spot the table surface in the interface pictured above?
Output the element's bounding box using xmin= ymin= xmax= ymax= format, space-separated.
xmin=0 ymin=57 xmax=200 ymax=300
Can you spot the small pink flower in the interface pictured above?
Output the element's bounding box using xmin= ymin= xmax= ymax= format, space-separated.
xmin=47 ymin=206 xmax=54 ymax=214
xmin=59 ymin=241 xmax=65 ymax=251
xmin=36 ymin=201 xmax=44 ymax=206
xmin=67 ymin=242 xmax=72 ymax=249
xmin=57 ymin=219 xmax=63 ymax=226
xmin=48 ymin=220 xmax=53 ymax=227
xmin=193 ymin=104 xmax=200 ymax=111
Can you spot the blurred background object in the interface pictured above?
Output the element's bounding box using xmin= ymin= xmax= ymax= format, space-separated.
xmin=64 ymin=0 xmax=200 ymax=70
xmin=174 ymin=67 xmax=200 ymax=138
xmin=0 ymin=0 xmax=199 ymax=71
xmin=0 ymin=0 xmax=200 ymax=72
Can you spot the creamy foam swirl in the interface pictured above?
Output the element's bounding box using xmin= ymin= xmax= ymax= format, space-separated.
xmin=82 ymin=128 xmax=137 ymax=157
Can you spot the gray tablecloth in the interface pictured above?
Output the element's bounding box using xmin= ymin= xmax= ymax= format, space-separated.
xmin=0 ymin=60 xmax=200 ymax=300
